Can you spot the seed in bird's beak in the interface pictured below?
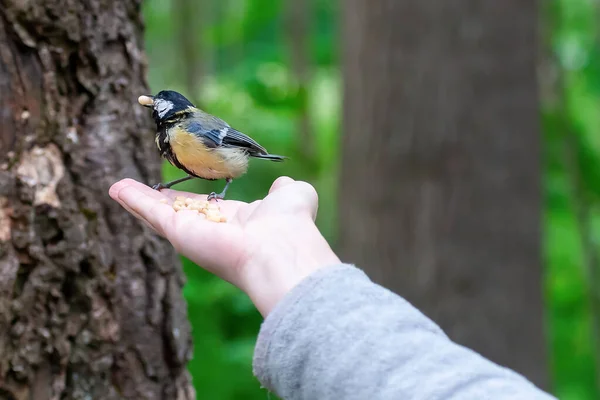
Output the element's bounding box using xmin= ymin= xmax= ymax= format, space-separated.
xmin=138 ymin=95 xmax=154 ymax=107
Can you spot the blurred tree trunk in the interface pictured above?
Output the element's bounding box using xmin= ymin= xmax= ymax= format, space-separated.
xmin=173 ymin=0 xmax=204 ymax=104
xmin=339 ymin=1 xmax=546 ymax=388
xmin=0 ymin=1 xmax=194 ymax=399
xmin=285 ymin=0 xmax=314 ymax=159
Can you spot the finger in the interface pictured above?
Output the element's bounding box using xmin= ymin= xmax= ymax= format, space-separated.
xmin=288 ymin=181 xmax=319 ymax=220
xmin=269 ymin=176 xmax=295 ymax=194
xmin=110 ymin=179 xmax=166 ymax=233
xmin=266 ymin=180 xmax=319 ymax=221
xmin=110 ymin=178 xmax=170 ymax=202
xmin=116 ymin=201 xmax=162 ymax=234
xmin=116 ymin=185 xmax=176 ymax=236
xmin=293 ymin=181 xmax=319 ymax=215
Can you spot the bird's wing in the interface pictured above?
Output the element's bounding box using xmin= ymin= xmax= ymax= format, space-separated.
xmin=221 ymin=127 xmax=268 ymax=154
xmin=185 ymin=110 xmax=267 ymax=154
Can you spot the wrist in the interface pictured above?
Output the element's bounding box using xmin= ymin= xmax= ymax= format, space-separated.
xmin=242 ymin=220 xmax=341 ymax=317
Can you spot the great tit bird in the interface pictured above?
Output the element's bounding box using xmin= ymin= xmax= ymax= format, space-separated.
xmin=138 ymin=90 xmax=285 ymax=200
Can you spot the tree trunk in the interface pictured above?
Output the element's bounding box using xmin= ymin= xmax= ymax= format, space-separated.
xmin=339 ymin=1 xmax=546 ymax=388
xmin=285 ymin=0 xmax=314 ymax=159
xmin=173 ymin=0 xmax=203 ymax=104
xmin=0 ymin=1 xmax=194 ymax=399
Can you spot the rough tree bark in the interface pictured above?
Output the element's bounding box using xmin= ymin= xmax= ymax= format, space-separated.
xmin=0 ymin=1 xmax=194 ymax=399
xmin=339 ymin=1 xmax=547 ymax=388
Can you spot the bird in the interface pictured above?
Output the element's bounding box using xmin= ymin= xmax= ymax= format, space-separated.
xmin=138 ymin=90 xmax=285 ymax=201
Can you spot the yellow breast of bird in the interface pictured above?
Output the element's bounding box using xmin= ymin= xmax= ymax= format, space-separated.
xmin=169 ymin=126 xmax=249 ymax=179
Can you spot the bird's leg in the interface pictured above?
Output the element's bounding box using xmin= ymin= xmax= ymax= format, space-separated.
xmin=152 ymin=175 xmax=194 ymax=191
xmin=207 ymin=178 xmax=232 ymax=201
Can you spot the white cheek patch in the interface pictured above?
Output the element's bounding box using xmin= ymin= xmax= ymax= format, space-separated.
xmin=155 ymin=99 xmax=174 ymax=118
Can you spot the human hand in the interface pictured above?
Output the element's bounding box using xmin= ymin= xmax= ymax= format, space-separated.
xmin=108 ymin=176 xmax=340 ymax=316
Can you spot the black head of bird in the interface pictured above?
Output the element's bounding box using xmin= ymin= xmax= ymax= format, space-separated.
xmin=138 ymin=90 xmax=285 ymax=201
xmin=140 ymin=90 xmax=194 ymax=123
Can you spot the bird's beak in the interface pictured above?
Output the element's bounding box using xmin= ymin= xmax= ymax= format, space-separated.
xmin=138 ymin=95 xmax=154 ymax=108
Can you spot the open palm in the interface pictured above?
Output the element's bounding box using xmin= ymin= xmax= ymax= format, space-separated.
xmin=109 ymin=176 xmax=335 ymax=315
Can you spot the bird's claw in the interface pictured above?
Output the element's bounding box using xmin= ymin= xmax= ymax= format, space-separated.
xmin=207 ymin=192 xmax=223 ymax=202
xmin=152 ymin=183 xmax=165 ymax=191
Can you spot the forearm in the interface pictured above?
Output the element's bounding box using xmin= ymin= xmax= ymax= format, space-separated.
xmin=252 ymin=264 xmax=555 ymax=400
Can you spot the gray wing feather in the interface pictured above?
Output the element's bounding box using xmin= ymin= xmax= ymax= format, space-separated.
xmin=184 ymin=110 xmax=267 ymax=154
xmin=221 ymin=128 xmax=267 ymax=154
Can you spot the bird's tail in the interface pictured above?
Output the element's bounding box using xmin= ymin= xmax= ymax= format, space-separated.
xmin=253 ymin=153 xmax=287 ymax=162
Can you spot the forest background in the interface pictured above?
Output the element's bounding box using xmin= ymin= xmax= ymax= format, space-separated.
xmin=140 ymin=1 xmax=600 ymax=399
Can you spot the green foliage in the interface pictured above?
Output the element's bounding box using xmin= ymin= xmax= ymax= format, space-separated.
xmin=141 ymin=0 xmax=599 ymax=398
xmin=142 ymin=0 xmax=337 ymax=398
xmin=544 ymin=0 xmax=600 ymax=398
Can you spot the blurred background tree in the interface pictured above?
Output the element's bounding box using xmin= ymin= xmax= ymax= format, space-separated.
xmin=141 ymin=0 xmax=599 ymax=399
xmin=339 ymin=0 xmax=546 ymax=388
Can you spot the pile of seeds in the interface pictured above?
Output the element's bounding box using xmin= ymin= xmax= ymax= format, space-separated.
xmin=160 ymin=196 xmax=227 ymax=222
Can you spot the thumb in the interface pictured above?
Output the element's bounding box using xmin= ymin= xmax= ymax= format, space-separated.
xmin=265 ymin=180 xmax=319 ymax=221
xmin=269 ymin=176 xmax=295 ymax=194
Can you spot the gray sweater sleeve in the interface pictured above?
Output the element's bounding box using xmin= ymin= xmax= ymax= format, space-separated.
xmin=252 ymin=264 xmax=556 ymax=400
